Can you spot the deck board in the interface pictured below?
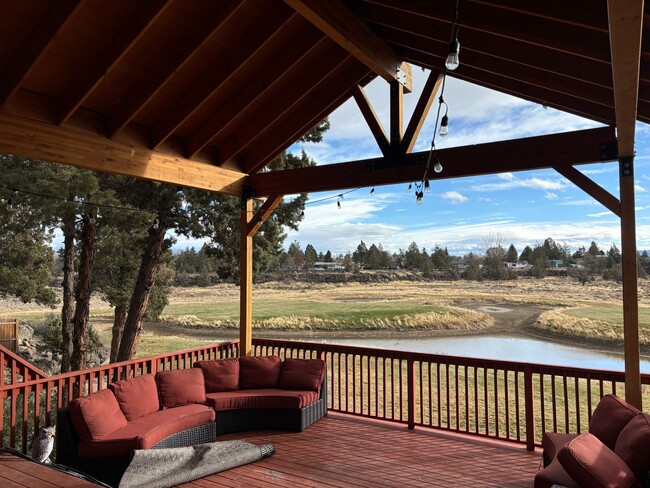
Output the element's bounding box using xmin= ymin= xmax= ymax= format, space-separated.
xmin=0 ymin=451 xmax=98 ymax=488
xmin=182 ymin=414 xmax=542 ymax=488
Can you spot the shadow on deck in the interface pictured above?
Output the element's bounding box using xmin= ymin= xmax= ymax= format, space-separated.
xmin=184 ymin=414 xmax=542 ymax=487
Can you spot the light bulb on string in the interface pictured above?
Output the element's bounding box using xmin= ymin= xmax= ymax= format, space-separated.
xmin=6 ymin=197 xmax=13 ymax=211
xmin=433 ymin=158 xmax=443 ymax=174
xmin=337 ymin=200 xmax=341 ymax=209
xmin=408 ymin=182 xmax=412 ymax=192
xmin=424 ymin=179 xmax=431 ymax=193
xmin=439 ymin=114 xmax=449 ymax=136
xmin=446 ymin=39 xmax=460 ymax=71
xmin=152 ymin=218 xmax=160 ymax=230
xmin=416 ymin=190 xmax=424 ymax=206
xmin=300 ymin=210 xmax=305 ymax=218
xmin=370 ymin=187 xmax=375 ymax=195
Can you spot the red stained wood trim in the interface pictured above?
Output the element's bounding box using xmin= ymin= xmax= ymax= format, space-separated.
xmin=0 ymin=0 xmax=85 ymax=107
xmin=57 ymin=0 xmax=173 ymax=125
xmin=249 ymin=126 xmax=617 ymax=196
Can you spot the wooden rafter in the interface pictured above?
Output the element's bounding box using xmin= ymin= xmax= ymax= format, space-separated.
xmin=250 ymin=127 xmax=616 ymax=196
xmin=107 ymin=1 xmax=244 ymax=138
xmin=242 ymin=61 xmax=373 ymax=174
xmin=0 ymin=0 xmax=85 ymax=107
xmin=553 ymin=165 xmax=620 ymax=216
xmin=246 ymin=195 xmax=284 ymax=238
xmin=0 ymin=111 xmax=245 ymax=195
xmin=150 ymin=9 xmax=300 ymax=150
xmin=189 ymin=38 xmax=342 ymax=160
xmin=352 ymin=85 xmax=389 ymax=156
xmin=400 ymin=70 xmax=443 ymax=154
xmin=57 ymin=1 xmax=173 ymax=125
xmin=283 ymin=0 xmax=411 ymax=91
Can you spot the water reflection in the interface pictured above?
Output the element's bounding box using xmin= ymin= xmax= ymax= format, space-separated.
xmin=311 ymin=335 xmax=650 ymax=373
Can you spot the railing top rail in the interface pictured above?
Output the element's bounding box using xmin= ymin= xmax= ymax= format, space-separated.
xmin=0 ymin=343 xmax=49 ymax=379
xmin=0 ymin=340 xmax=240 ymax=391
xmin=252 ymin=337 xmax=650 ymax=382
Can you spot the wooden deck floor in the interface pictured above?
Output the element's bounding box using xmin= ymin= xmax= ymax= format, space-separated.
xmin=183 ymin=414 xmax=542 ymax=488
xmin=0 ymin=450 xmax=98 ymax=487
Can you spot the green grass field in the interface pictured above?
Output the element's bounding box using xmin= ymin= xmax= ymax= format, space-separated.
xmin=565 ymin=304 xmax=650 ymax=328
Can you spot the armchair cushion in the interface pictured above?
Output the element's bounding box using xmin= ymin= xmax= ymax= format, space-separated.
xmin=615 ymin=413 xmax=650 ymax=482
xmin=558 ymin=433 xmax=637 ymax=488
xmin=239 ymin=356 xmax=282 ymax=389
xmin=194 ymin=358 xmax=239 ymax=393
xmin=157 ymin=368 xmax=206 ymax=408
xmin=69 ymin=388 xmax=127 ymax=442
xmin=589 ymin=395 xmax=640 ymax=450
xmin=279 ymin=358 xmax=325 ymax=391
xmin=109 ymin=374 xmax=160 ymax=421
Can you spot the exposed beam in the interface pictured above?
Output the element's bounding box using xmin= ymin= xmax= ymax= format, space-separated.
xmin=150 ymin=9 xmax=299 ymax=150
xmin=389 ymin=80 xmax=403 ymax=150
xmin=107 ymin=0 xmax=243 ymax=138
xmin=607 ymin=0 xmax=643 ymax=156
xmin=553 ymin=165 xmax=620 ymax=217
xmin=0 ymin=111 xmax=245 ymax=195
xmin=401 ymin=71 xmax=444 ymax=154
xmin=190 ymin=38 xmax=344 ymax=161
xmin=246 ymin=195 xmax=284 ymax=238
xmin=240 ymin=197 xmax=253 ymax=357
xmin=0 ymin=0 xmax=85 ymax=107
xmin=242 ymin=61 xmax=373 ymax=174
xmin=283 ymin=0 xmax=411 ymax=91
xmin=352 ymin=85 xmax=389 ymax=156
xmin=249 ymin=127 xmax=616 ymax=196
xmin=57 ymin=0 xmax=172 ymax=125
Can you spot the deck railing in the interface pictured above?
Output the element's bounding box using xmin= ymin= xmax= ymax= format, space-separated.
xmin=1 ymin=343 xmax=49 ymax=385
xmin=1 ymin=337 xmax=648 ymax=454
xmin=0 ymin=341 xmax=238 ymax=453
xmin=252 ymin=338 xmax=650 ymax=450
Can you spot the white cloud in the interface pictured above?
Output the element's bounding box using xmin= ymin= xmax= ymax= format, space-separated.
xmin=558 ymin=198 xmax=599 ymax=207
xmin=498 ymin=172 xmax=515 ymax=181
xmin=544 ymin=192 xmax=559 ymax=200
xmin=471 ymin=177 xmax=566 ymax=192
xmin=587 ymin=211 xmax=612 ymax=218
xmin=635 ymin=184 xmax=647 ymax=192
xmin=441 ymin=191 xmax=468 ymax=203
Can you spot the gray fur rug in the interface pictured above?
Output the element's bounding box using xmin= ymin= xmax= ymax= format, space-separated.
xmin=119 ymin=440 xmax=275 ymax=488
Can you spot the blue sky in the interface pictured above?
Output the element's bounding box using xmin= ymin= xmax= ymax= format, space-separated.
xmin=272 ymin=68 xmax=650 ymax=257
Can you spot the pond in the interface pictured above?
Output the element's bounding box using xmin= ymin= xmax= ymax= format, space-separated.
xmin=307 ymin=334 xmax=650 ymax=373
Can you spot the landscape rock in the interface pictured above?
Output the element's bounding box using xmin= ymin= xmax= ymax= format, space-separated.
xmin=19 ymin=324 xmax=34 ymax=342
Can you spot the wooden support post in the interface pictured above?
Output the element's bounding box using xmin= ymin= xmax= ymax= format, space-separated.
xmin=619 ymin=157 xmax=642 ymax=409
xmin=239 ymin=197 xmax=253 ymax=357
xmin=389 ymin=80 xmax=403 ymax=153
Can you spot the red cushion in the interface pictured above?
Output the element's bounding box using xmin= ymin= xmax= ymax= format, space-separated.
xmin=194 ymin=358 xmax=239 ymax=393
xmin=78 ymin=404 xmax=215 ymax=458
xmin=239 ymin=356 xmax=282 ymax=389
xmin=206 ymin=389 xmax=319 ymax=411
xmin=558 ymin=433 xmax=637 ymax=488
xmin=109 ymin=374 xmax=160 ymax=421
xmin=157 ymin=368 xmax=206 ymax=408
xmin=541 ymin=432 xmax=578 ymax=465
xmin=589 ymin=395 xmax=640 ymax=450
xmin=279 ymin=358 xmax=325 ymax=391
xmin=69 ymin=389 xmax=127 ymax=442
xmin=615 ymin=413 xmax=650 ymax=482
xmin=534 ymin=457 xmax=580 ymax=488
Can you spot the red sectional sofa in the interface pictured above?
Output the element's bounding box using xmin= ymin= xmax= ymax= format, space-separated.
xmin=535 ymin=394 xmax=650 ymax=488
xmin=56 ymin=356 xmax=327 ymax=487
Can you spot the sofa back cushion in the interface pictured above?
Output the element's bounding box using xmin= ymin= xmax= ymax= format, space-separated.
xmin=279 ymin=358 xmax=325 ymax=391
xmin=69 ymin=388 xmax=127 ymax=442
xmin=558 ymin=433 xmax=637 ymax=488
xmin=239 ymin=356 xmax=282 ymax=389
xmin=109 ymin=374 xmax=160 ymax=421
xmin=589 ymin=394 xmax=640 ymax=450
xmin=194 ymin=358 xmax=239 ymax=393
xmin=615 ymin=413 xmax=650 ymax=482
xmin=157 ymin=368 xmax=206 ymax=408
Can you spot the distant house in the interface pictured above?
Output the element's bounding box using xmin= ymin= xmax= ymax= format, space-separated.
xmin=505 ymin=261 xmax=530 ymax=269
xmin=548 ymin=259 xmax=566 ymax=268
xmin=313 ymin=262 xmax=345 ymax=271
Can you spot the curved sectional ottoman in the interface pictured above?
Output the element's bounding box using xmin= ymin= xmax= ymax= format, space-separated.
xmin=56 ymin=356 xmax=327 ymax=487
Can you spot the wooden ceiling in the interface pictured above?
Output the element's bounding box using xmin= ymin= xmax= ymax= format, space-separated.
xmin=0 ymin=0 xmax=644 ymax=196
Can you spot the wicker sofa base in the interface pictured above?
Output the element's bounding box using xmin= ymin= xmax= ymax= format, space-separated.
xmin=56 ymin=408 xmax=216 ymax=487
xmin=215 ymin=397 xmax=328 ymax=435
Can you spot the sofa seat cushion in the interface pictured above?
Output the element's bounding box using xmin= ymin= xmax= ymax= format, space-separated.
xmin=194 ymin=358 xmax=239 ymax=392
xmin=77 ymin=404 xmax=215 ymax=458
xmin=615 ymin=413 xmax=650 ymax=482
xmin=206 ymin=389 xmax=320 ymax=411
xmin=69 ymin=388 xmax=128 ymax=442
xmin=157 ymin=368 xmax=206 ymax=408
xmin=589 ymin=394 xmax=640 ymax=450
xmin=109 ymin=374 xmax=160 ymax=421
xmin=534 ymin=457 xmax=580 ymax=488
xmin=279 ymin=358 xmax=325 ymax=392
xmin=541 ymin=432 xmax=578 ymax=465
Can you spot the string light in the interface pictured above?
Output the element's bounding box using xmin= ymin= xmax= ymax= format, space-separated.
xmin=6 ymin=191 xmax=14 ymax=211
xmin=152 ymin=218 xmax=160 ymax=230
xmin=408 ymin=182 xmax=412 ymax=192
xmin=370 ymin=187 xmax=375 ymax=194
xmin=445 ymin=0 xmax=460 ymax=71
xmin=434 ymin=158 xmax=443 ymax=174
xmin=424 ymin=179 xmax=431 ymax=193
